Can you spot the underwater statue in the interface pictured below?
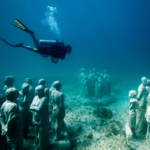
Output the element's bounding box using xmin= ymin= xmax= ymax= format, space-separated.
xmin=98 ymin=74 xmax=104 ymax=99
xmin=0 ymin=94 xmax=7 ymax=150
xmin=3 ymin=76 xmax=15 ymax=93
xmin=94 ymin=76 xmax=99 ymax=98
xmin=51 ymin=81 xmax=65 ymax=141
xmin=38 ymin=79 xmax=49 ymax=114
xmin=105 ymin=75 xmax=111 ymax=97
xmin=136 ymin=77 xmax=148 ymax=135
xmin=25 ymin=78 xmax=35 ymax=127
xmin=0 ymin=88 xmax=24 ymax=150
xmin=80 ymin=76 xmax=89 ymax=98
xmin=145 ymin=106 xmax=150 ymax=139
xmin=17 ymin=83 xmax=31 ymax=139
xmin=103 ymin=70 xmax=108 ymax=81
xmin=146 ymin=79 xmax=150 ymax=94
xmin=30 ymin=85 xmax=49 ymax=150
xmin=128 ymin=90 xmax=138 ymax=138
xmin=79 ymin=68 xmax=86 ymax=84
xmin=25 ymin=77 xmax=34 ymax=100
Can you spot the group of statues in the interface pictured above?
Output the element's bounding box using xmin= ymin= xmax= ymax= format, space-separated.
xmin=128 ymin=77 xmax=150 ymax=139
xmin=79 ymin=68 xmax=111 ymax=99
xmin=0 ymin=76 xmax=65 ymax=150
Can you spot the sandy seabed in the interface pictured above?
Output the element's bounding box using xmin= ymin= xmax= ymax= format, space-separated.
xmin=1 ymin=77 xmax=150 ymax=150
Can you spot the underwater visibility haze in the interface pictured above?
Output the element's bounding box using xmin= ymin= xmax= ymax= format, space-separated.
xmin=1 ymin=0 xmax=150 ymax=150
xmin=0 ymin=0 xmax=150 ymax=82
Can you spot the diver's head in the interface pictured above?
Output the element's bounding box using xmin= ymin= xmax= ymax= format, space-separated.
xmin=65 ymin=45 xmax=72 ymax=54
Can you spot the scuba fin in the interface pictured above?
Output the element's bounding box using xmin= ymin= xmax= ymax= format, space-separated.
xmin=11 ymin=19 xmax=34 ymax=35
xmin=0 ymin=37 xmax=24 ymax=47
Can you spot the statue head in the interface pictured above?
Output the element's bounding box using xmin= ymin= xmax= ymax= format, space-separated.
xmin=5 ymin=87 xmax=19 ymax=101
xmin=141 ymin=77 xmax=147 ymax=87
xmin=38 ymin=79 xmax=46 ymax=86
xmin=104 ymin=70 xmax=108 ymax=74
xmin=79 ymin=68 xmax=85 ymax=73
xmin=35 ymin=85 xmax=45 ymax=97
xmin=93 ymin=68 xmax=96 ymax=73
xmin=21 ymin=83 xmax=29 ymax=95
xmin=4 ymin=76 xmax=15 ymax=86
xmin=25 ymin=78 xmax=33 ymax=85
xmin=129 ymin=90 xmax=136 ymax=98
xmin=52 ymin=81 xmax=62 ymax=91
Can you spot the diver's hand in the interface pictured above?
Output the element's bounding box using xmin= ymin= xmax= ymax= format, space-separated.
xmin=14 ymin=43 xmax=24 ymax=47
xmin=51 ymin=58 xmax=58 ymax=63
xmin=66 ymin=45 xmax=72 ymax=54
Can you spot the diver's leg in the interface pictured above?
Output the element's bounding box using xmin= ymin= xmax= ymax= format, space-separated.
xmin=30 ymin=34 xmax=39 ymax=49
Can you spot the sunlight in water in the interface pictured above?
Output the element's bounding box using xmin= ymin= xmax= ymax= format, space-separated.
xmin=42 ymin=6 xmax=61 ymax=38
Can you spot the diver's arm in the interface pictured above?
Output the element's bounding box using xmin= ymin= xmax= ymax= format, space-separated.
xmin=21 ymin=45 xmax=39 ymax=53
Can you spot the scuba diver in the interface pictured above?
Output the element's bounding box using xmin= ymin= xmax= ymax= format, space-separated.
xmin=0 ymin=19 xmax=72 ymax=63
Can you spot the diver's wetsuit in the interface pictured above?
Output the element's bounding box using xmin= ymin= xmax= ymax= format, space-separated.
xmin=38 ymin=44 xmax=71 ymax=63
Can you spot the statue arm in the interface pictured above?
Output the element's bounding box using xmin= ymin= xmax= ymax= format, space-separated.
xmin=0 ymin=105 xmax=17 ymax=135
xmin=59 ymin=94 xmax=64 ymax=109
xmin=33 ymin=98 xmax=47 ymax=112
xmin=128 ymin=102 xmax=134 ymax=110
xmin=1 ymin=118 xmax=15 ymax=135
xmin=18 ymin=95 xmax=27 ymax=107
xmin=30 ymin=98 xmax=37 ymax=111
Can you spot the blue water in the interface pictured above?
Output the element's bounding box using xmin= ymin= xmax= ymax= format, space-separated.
xmin=0 ymin=0 xmax=150 ymax=83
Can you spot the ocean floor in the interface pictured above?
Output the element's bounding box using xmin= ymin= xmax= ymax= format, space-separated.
xmin=0 ymin=77 xmax=150 ymax=150
xmin=62 ymin=79 xmax=150 ymax=150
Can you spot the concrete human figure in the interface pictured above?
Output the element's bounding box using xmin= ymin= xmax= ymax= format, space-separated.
xmin=25 ymin=78 xmax=35 ymax=127
xmin=30 ymin=85 xmax=49 ymax=150
xmin=146 ymin=79 xmax=150 ymax=109
xmin=146 ymin=79 xmax=150 ymax=93
xmin=94 ymin=76 xmax=98 ymax=98
xmin=145 ymin=106 xmax=150 ymax=139
xmin=79 ymin=68 xmax=85 ymax=84
xmin=96 ymin=72 xmax=100 ymax=77
xmin=25 ymin=77 xmax=34 ymax=100
xmin=80 ymin=76 xmax=89 ymax=98
xmin=105 ymin=75 xmax=111 ymax=96
xmin=136 ymin=77 xmax=148 ymax=135
xmin=0 ymin=94 xmax=5 ymax=108
xmin=0 ymin=94 xmax=7 ymax=150
xmin=92 ymin=68 xmax=96 ymax=77
xmin=38 ymin=79 xmax=49 ymax=114
xmin=17 ymin=83 xmax=31 ymax=139
xmin=0 ymin=88 xmax=24 ymax=150
xmin=103 ymin=70 xmax=108 ymax=81
xmin=38 ymin=79 xmax=49 ymax=100
xmin=87 ymin=75 xmax=95 ymax=98
xmin=3 ymin=76 xmax=15 ymax=93
xmin=51 ymin=81 xmax=65 ymax=141
xmin=128 ymin=90 xmax=138 ymax=138
xmin=98 ymin=74 xmax=104 ymax=99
